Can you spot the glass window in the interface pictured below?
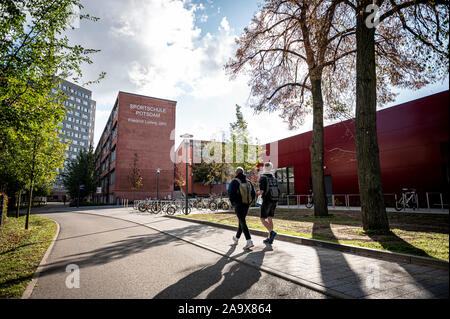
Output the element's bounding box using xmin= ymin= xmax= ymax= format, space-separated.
xmin=275 ymin=166 xmax=295 ymax=195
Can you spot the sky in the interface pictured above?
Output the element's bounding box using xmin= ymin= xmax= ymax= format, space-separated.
xmin=65 ymin=0 xmax=449 ymax=149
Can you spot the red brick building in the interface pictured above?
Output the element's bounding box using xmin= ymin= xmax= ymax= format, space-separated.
xmin=94 ymin=92 xmax=176 ymax=204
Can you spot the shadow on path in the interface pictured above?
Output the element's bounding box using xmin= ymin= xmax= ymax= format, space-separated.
xmin=365 ymin=231 xmax=447 ymax=298
xmin=36 ymin=224 xmax=215 ymax=280
xmin=312 ymin=218 xmax=366 ymax=298
xmin=154 ymin=245 xmax=272 ymax=299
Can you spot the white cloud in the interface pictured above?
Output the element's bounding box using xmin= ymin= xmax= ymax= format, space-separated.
xmin=69 ymin=0 xmax=351 ymax=149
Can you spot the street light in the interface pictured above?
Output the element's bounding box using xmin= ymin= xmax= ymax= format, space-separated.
xmin=180 ymin=133 xmax=193 ymax=215
xmin=156 ymin=168 xmax=160 ymax=200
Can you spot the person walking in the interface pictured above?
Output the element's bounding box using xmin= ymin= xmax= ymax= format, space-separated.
xmin=228 ymin=167 xmax=256 ymax=250
xmin=257 ymin=162 xmax=280 ymax=244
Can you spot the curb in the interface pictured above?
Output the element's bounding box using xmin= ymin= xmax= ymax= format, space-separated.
xmin=21 ymin=218 xmax=61 ymax=299
xmin=169 ymin=215 xmax=449 ymax=270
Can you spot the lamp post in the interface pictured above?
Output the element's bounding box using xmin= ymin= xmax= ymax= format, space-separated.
xmin=156 ymin=168 xmax=160 ymax=200
xmin=180 ymin=133 xmax=193 ymax=215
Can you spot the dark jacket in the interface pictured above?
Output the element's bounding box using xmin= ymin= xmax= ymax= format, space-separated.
xmin=228 ymin=172 xmax=256 ymax=207
xmin=258 ymin=173 xmax=279 ymax=201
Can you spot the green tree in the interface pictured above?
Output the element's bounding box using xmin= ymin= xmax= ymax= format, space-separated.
xmin=224 ymin=105 xmax=261 ymax=186
xmin=62 ymin=146 xmax=97 ymax=203
xmin=0 ymin=0 xmax=104 ymax=228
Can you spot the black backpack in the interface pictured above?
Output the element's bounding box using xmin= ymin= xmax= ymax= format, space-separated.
xmin=263 ymin=174 xmax=280 ymax=201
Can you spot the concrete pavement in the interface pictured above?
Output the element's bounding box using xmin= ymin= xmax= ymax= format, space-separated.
xmin=68 ymin=207 xmax=449 ymax=299
xmin=27 ymin=210 xmax=326 ymax=299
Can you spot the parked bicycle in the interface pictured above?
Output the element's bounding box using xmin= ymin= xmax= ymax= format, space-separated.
xmin=395 ymin=188 xmax=418 ymax=211
xmin=209 ymin=198 xmax=231 ymax=211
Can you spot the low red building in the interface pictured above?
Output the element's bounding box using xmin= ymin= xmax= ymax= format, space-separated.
xmin=174 ymin=91 xmax=448 ymax=208
xmin=94 ymin=92 xmax=176 ymax=204
xmin=268 ymin=90 xmax=449 ymax=206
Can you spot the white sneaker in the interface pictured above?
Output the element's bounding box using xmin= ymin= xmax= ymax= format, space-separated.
xmin=243 ymin=240 xmax=254 ymax=250
xmin=232 ymin=236 xmax=239 ymax=245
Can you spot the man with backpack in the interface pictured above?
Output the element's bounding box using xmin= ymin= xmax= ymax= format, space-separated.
xmin=257 ymin=162 xmax=280 ymax=244
xmin=228 ymin=167 xmax=256 ymax=250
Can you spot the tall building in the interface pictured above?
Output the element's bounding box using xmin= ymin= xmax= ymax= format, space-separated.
xmin=94 ymin=91 xmax=176 ymax=204
xmin=50 ymin=79 xmax=96 ymax=201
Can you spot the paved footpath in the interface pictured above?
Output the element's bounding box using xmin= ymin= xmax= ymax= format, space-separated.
xmin=69 ymin=207 xmax=449 ymax=299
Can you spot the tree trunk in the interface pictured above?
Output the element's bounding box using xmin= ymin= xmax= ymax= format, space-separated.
xmin=25 ymin=136 xmax=38 ymax=230
xmin=355 ymin=1 xmax=389 ymax=231
xmin=309 ymin=78 xmax=328 ymax=216
xmin=0 ymin=194 xmax=5 ymax=227
xmin=16 ymin=190 xmax=22 ymax=218
xmin=25 ymin=179 xmax=34 ymax=230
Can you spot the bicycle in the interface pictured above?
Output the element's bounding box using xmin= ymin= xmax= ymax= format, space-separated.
xmin=209 ymin=198 xmax=231 ymax=211
xmin=395 ymin=188 xmax=418 ymax=211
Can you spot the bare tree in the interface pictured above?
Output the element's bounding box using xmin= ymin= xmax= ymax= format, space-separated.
xmin=226 ymin=0 xmax=355 ymax=216
xmin=347 ymin=0 xmax=448 ymax=231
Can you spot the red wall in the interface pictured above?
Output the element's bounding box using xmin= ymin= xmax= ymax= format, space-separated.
xmin=272 ymin=91 xmax=449 ymax=200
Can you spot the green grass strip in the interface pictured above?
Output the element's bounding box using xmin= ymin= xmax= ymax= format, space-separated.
xmin=0 ymin=215 xmax=57 ymax=299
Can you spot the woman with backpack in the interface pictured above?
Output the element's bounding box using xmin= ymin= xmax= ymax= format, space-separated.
xmin=228 ymin=167 xmax=256 ymax=250
xmin=257 ymin=162 xmax=280 ymax=244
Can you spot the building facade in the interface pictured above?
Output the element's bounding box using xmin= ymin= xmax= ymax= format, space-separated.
xmin=265 ymin=90 xmax=449 ymax=207
xmin=94 ymin=92 xmax=176 ymax=204
xmin=50 ymin=79 xmax=96 ymax=201
xmin=174 ymin=91 xmax=448 ymax=208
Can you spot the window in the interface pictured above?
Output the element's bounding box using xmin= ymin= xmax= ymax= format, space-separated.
xmin=74 ymin=126 xmax=79 ymax=131
xmin=74 ymin=133 xmax=79 ymax=138
xmin=110 ymin=170 xmax=115 ymax=185
xmin=73 ymin=140 xmax=78 ymax=145
xmin=66 ymin=124 xmax=72 ymax=129
xmin=274 ymin=166 xmax=295 ymax=196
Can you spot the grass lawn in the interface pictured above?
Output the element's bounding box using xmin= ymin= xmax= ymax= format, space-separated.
xmin=179 ymin=209 xmax=449 ymax=261
xmin=0 ymin=215 xmax=57 ymax=299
